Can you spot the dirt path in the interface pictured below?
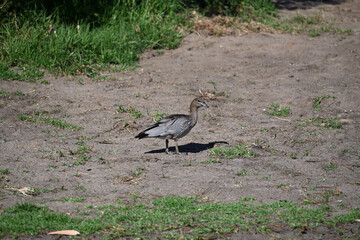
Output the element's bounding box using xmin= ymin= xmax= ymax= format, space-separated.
xmin=0 ymin=0 xmax=359 ymax=239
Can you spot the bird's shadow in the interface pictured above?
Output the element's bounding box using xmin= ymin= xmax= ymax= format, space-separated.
xmin=145 ymin=141 xmax=229 ymax=154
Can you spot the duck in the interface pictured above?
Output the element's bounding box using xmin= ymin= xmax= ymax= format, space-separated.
xmin=135 ymin=98 xmax=209 ymax=154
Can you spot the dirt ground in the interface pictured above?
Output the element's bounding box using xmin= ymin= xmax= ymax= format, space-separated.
xmin=1 ymin=0 xmax=359 ymax=239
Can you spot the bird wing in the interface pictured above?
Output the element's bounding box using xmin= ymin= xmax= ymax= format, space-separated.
xmin=137 ymin=114 xmax=190 ymax=139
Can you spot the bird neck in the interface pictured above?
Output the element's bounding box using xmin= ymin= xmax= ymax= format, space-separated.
xmin=189 ymin=105 xmax=198 ymax=126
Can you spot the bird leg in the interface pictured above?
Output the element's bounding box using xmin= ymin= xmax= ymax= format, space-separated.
xmin=165 ymin=139 xmax=171 ymax=154
xmin=165 ymin=139 xmax=183 ymax=155
xmin=174 ymin=140 xmax=181 ymax=155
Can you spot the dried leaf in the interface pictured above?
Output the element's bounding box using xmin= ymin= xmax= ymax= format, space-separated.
xmin=48 ymin=230 xmax=80 ymax=236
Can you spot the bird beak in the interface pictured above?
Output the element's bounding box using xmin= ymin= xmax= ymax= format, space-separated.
xmin=202 ymin=102 xmax=209 ymax=108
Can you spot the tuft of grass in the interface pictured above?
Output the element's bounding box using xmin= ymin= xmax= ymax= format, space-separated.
xmin=326 ymin=164 xmax=337 ymax=171
xmin=200 ymin=159 xmax=221 ymax=164
xmin=43 ymin=118 xmax=83 ymax=131
xmin=309 ymin=118 xmax=342 ymax=130
xmin=0 ymin=64 xmax=44 ymax=82
xmin=267 ymin=103 xmax=291 ymax=117
xmin=0 ymin=168 xmax=10 ymax=175
xmin=53 ymin=197 xmax=86 ymax=202
xmin=17 ymin=112 xmax=83 ymax=130
xmin=1 ymin=197 xmax=359 ymax=239
xmin=153 ymin=111 xmax=167 ymax=122
xmin=69 ymin=142 xmax=92 ymax=166
xmin=236 ymin=169 xmax=248 ymax=176
xmin=209 ymin=143 xmax=256 ymax=159
xmin=116 ymin=105 xmax=143 ymax=119
xmin=0 ymin=90 xmax=9 ymax=97
xmin=312 ymin=95 xmax=336 ymax=111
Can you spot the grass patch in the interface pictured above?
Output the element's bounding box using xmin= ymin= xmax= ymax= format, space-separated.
xmin=153 ymin=111 xmax=167 ymax=122
xmin=312 ymin=95 xmax=336 ymax=111
xmin=53 ymin=197 xmax=86 ymax=203
xmin=0 ymin=1 xmax=281 ymax=79
xmin=267 ymin=103 xmax=291 ymax=117
xmin=209 ymin=143 xmax=255 ymax=159
xmin=0 ymin=64 xmax=44 ymax=82
xmin=116 ymin=105 xmax=143 ymax=119
xmin=308 ymin=118 xmax=342 ymax=130
xmin=272 ymin=13 xmax=354 ymax=36
xmin=0 ymin=90 xmax=9 ymax=97
xmin=18 ymin=112 xmax=83 ymax=130
xmin=0 ymin=168 xmax=10 ymax=175
xmin=200 ymin=159 xmax=222 ymax=164
xmin=1 ymin=197 xmax=359 ymax=238
xmin=68 ymin=142 xmax=92 ymax=166
xmin=0 ymin=1 xmax=186 ymax=78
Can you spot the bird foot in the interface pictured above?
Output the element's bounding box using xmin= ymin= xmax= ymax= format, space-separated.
xmin=165 ymin=150 xmax=187 ymax=155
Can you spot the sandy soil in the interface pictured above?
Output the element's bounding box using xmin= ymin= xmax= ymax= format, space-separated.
xmin=0 ymin=0 xmax=359 ymax=239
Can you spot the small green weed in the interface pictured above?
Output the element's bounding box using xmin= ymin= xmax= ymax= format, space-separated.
xmin=208 ymin=81 xmax=217 ymax=89
xmin=236 ymin=169 xmax=248 ymax=176
xmin=326 ymin=164 xmax=337 ymax=171
xmin=309 ymin=30 xmax=320 ymax=37
xmin=53 ymin=197 xmax=86 ymax=202
xmin=209 ymin=143 xmax=255 ymax=159
xmin=309 ymin=118 xmax=342 ymax=130
xmin=116 ymin=105 xmax=143 ymax=119
xmin=0 ymin=90 xmax=9 ymax=97
xmin=43 ymin=118 xmax=83 ymax=130
xmin=18 ymin=112 xmax=83 ymax=130
xmin=312 ymin=95 xmax=336 ymax=110
xmin=68 ymin=142 xmax=92 ymax=166
xmin=0 ymin=169 xmax=10 ymax=175
xmin=200 ymin=159 xmax=221 ymax=164
xmin=153 ymin=111 xmax=167 ymax=122
xmin=290 ymin=153 xmax=297 ymax=159
xmin=76 ymin=185 xmax=86 ymax=191
xmin=267 ymin=103 xmax=291 ymax=117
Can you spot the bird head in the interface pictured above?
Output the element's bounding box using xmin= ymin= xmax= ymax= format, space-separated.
xmin=194 ymin=98 xmax=209 ymax=109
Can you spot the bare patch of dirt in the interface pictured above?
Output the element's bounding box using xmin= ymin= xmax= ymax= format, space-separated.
xmin=0 ymin=0 xmax=359 ymax=239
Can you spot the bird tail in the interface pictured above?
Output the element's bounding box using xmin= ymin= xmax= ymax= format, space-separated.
xmin=135 ymin=131 xmax=148 ymax=139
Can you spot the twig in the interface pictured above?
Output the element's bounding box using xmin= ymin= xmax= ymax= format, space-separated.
xmin=273 ymin=116 xmax=291 ymax=122
xmin=0 ymin=0 xmax=9 ymax=10
xmin=330 ymin=161 xmax=353 ymax=170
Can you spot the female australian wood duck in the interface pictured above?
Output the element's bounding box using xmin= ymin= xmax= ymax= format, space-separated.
xmin=135 ymin=98 xmax=209 ymax=154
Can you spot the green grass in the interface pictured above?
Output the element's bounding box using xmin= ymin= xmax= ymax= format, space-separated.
xmin=0 ymin=90 xmax=9 ymax=97
xmin=0 ymin=0 xmax=280 ymax=80
xmin=308 ymin=117 xmax=342 ymax=130
xmin=0 ymin=1 xmax=353 ymax=81
xmin=209 ymin=143 xmax=256 ymax=159
xmin=326 ymin=164 xmax=337 ymax=171
xmin=116 ymin=105 xmax=143 ymax=119
xmin=0 ymin=1 xmax=186 ymax=78
xmin=18 ymin=112 xmax=83 ymax=130
xmin=153 ymin=111 xmax=167 ymax=122
xmin=200 ymin=159 xmax=222 ymax=164
xmin=312 ymin=95 xmax=336 ymax=110
xmin=52 ymin=197 xmax=86 ymax=203
xmin=0 ymin=168 xmax=10 ymax=174
xmin=271 ymin=13 xmax=354 ymax=36
xmin=1 ymin=197 xmax=359 ymax=238
xmin=236 ymin=169 xmax=248 ymax=176
xmin=68 ymin=142 xmax=92 ymax=166
xmin=0 ymin=64 xmax=44 ymax=82
xmin=267 ymin=103 xmax=291 ymax=117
